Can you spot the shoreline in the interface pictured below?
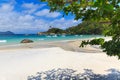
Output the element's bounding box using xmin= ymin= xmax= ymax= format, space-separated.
xmin=0 ymin=36 xmax=112 ymax=53
xmin=0 ymin=35 xmax=106 ymax=48
xmin=0 ymin=38 xmax=103 ymax=53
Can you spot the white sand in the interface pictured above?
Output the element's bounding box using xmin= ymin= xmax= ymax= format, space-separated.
xmin=0 ymin=47 xmax=120 ymax=80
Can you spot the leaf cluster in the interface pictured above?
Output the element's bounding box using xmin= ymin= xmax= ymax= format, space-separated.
xmin=41 ymin=0 xmax=120 ymax=59
xmin=80 ymin=38 xmax=105 ymax=47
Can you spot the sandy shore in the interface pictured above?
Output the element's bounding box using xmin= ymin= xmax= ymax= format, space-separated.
xmin=0 ymin=38 xmax=119 ymax=80
xmin=0 ymin=39 xmax=102 ymax=53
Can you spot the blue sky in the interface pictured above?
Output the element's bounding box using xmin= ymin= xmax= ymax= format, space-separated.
xmin=0 ymin=0 xmax=81 ymax=34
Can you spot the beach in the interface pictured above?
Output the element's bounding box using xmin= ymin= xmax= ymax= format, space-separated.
xmin=1 ymin=0 xmax=120 ymax=79
xmin=0 ymin=39 xmax=103 ymax=52
xmin=0 ymin=39 xmax=120 ymax=80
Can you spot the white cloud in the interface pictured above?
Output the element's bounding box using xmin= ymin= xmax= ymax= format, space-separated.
xmin=0 ymin=4 xmax=50 ymax=33
xmin=0 ymin=2 xmax=81 ymax=34
xmin=22 ymin=3 xmax=46 ymax=9
xmin=22 ymin=3 xmax=46 ymax=14
xmin=49 ymin=18 xmax=82 ymax=29
xmin=22 ymin=3 xmax=38 ymax=9
xmin=0 ymin=3 xmax=14 ymax=12
xmin=18 ymin=15 xmax=34 ymax=22
xmin=35 ymin=9 xmax=61 ymax=18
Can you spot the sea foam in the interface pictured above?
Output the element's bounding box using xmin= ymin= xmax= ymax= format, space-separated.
xmin=0 ymin=40 xmax=7 ymax=43
xmin=38 ymin=38 xmax=44 ymax=40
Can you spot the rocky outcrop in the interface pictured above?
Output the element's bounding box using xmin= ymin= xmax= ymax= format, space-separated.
xmin=20 ymin=39 xmax=33 ymax=43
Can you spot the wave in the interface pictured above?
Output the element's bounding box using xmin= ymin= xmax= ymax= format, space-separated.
xmin=75 ymin=35 xmax=79 ymax=37
xmin=0 ymin=40 xmax=7 ymax=43
xmin=46 ymin=36 xmax=52 ymax=38
xmin=80 ymin=35 xmax=83 ymax=37
xmin=38 ymin=38 xmax=44 ymax=41
xmin=61 ymin=35 xmax=66 ymax=37
xmin=52 ymin=35 xmax=57 ymax=37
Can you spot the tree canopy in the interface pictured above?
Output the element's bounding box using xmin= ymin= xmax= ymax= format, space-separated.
xmin=41 ymin=0 xmax=120 ymax=59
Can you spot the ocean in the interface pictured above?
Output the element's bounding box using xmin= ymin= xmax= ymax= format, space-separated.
xmin=0 ymin=34 xmax=103 ymax=46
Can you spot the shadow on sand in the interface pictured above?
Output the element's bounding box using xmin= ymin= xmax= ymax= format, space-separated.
xmin=28 ymin=68 xmax=120 ymax=80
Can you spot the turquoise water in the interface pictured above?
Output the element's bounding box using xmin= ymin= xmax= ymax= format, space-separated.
xmin=0 ymin=34 xmax=103 ymax=46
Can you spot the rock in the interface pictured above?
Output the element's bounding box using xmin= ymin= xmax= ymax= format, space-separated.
xmin=20 ymin=39 xmax=33 ymax=43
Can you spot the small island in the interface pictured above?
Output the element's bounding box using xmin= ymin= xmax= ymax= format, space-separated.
xmin=0 ymin=31 xmax=15 ymax=35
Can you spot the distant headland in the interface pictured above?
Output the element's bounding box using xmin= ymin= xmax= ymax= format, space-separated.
xmin=37 ymin=21 xmax=108 ymax=35
xmin=0 ymin=31 xmax=15 ymax=35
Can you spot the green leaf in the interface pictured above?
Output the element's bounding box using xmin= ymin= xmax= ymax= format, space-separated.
xmin=104 ymin=4 xmax=114 ymax=11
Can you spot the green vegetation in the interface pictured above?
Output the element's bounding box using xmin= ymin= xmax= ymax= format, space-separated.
xmin=66 ymin=21 xmax=108 ymax=35
xmin=80 ymin=38 xmax=105 ymax=47
xmin=46 ymin=28 xmax=65 ymax=34
xmin=41 ymin=0 xmax=120 ymax=59
xmin=45 ymin=21 xmax=108 ymax=35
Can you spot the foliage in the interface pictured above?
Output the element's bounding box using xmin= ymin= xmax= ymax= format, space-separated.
xmin=80 ymin=38 xmax=104 ymax=47
xmin=45 ymin=21 xmax=108 ymax=35
xmin=101 ymin=40 xmax=120 ymax=59
xmin=41 ymin=0 xmax=120 ymax=59
xmin=46 ymin=28 xmax=65 ymax=34
xmin=66 ymin=21 xmax=108 ymax=35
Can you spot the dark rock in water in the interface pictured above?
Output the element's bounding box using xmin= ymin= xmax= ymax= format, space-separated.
xmin=20 ymin=39 xmax=33 ymax=43
xmin=0 ymin=31 xmax=15 ymax=35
